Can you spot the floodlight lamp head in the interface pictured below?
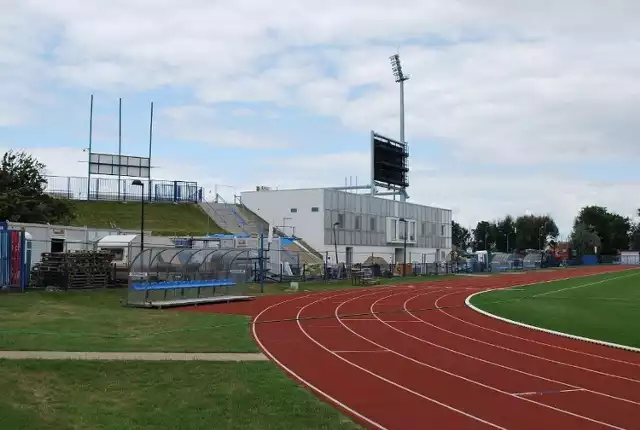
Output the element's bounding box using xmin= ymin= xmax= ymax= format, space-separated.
xmin=389 ymin=54 xmax=409 ymax=83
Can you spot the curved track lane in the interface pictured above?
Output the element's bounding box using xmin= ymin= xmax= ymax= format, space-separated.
xmin=253 ymin=267 xmax=640 ymax=429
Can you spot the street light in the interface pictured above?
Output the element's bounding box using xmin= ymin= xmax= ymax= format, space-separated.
xmin=132 ymin=180 xmax=145 ymax=253
xmin=399 ymin=218 xmax=408 ymax=277
xmin=539 ymin=221 xmax=548 ymax=251
xmin=332 ymin=221 xmax=340 ymax=265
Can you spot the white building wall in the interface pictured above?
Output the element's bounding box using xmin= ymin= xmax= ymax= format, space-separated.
xmin=324 ymin=244 xmax=445 ymax=265
xmin=241 ymin=188 xmax=452 ymax=265
xmin=240 ymin=189 xmax=325 ymax=248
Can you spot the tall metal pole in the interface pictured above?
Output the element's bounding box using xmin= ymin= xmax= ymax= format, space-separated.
xmin=390 ymin=53 xmax=409 ymax=202
xmin=400 ymin=79 xmax=405 ymax=153
xmin=87 ymin=94 xmax=94 ymax=201
xmin=403 ymin=220 xmax=408 ymax=276
xmin=370 ymin=131 xmax=376 ymax=196
xmin=140 ymin=184 xmax=145 ymax=253
xmin=148 ymin=101 xmax=154 ymax=202
xmin=333 ymin=224 xmax=339 ymax=265
xmin=118 ymin=97 xmax=122 ymax=200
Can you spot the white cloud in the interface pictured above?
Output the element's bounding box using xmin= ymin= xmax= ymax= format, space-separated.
xmin=2 ymin=0 xmax=640 ymax=236
xmin=158 ymin=105 xmax=291 ymax=149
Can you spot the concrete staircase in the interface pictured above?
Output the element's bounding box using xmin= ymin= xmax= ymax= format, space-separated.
xmin=284 ymin=241 xmax=324 ymax=265
xmin=199 ymin=197 xmax=324 ymax=271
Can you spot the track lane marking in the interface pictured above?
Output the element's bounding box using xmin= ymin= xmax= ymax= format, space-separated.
xmin=297 ymin=288 xmax=508 ymax=429
xmin=335 ymin=289 xmax=624 ymax=429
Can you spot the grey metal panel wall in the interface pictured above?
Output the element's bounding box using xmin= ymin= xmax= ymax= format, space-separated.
xmin=323 ymin=189 xmax=452 ymax=248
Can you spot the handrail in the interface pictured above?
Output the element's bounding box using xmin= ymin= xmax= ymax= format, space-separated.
xmin=201 ymin=199 xmax=229 ymax=226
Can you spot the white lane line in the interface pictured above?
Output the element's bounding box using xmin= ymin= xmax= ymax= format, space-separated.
xmin=442 ymin=282 xmax=640 ymax=366
xmin=463 ymin=293 xmax=640 ymax=357
xmin=252 ymin=284 xmax=418 ymax=430
xmin=406 ymin=291 xmax=640 ymax=407
xmin=333 ymin=350 xmax=390 ymax=354
xmin=533 ymin=271 xmax=640 ymax=298
xmin=335 ymin=290 xmax=624 ymax=429
xmin=423 ymin=291 xmax=640 ymax=407
xmin=296 ymin=288 xmax=508 ymax=429
xmin=513 ymin=388 xmax=586 ymax=397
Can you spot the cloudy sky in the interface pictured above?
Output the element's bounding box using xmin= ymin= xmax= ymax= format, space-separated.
xmin=2 ymin=0 xmax=639 ymax=235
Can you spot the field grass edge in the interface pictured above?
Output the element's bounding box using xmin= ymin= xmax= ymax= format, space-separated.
xmin=465 ymin=283 xmax=640 ymax=354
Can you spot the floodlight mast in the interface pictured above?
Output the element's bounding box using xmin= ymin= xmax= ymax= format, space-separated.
xmin=389 ymin=53 xmax=410 ymax=202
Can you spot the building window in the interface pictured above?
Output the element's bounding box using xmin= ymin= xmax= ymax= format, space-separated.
xmin=370 ymin=217 xmax=376 ymax=232
xmin=311 ymin=207 xmax=319 ymax=212
xmin=409 ymin=222 xmax=416 ymax=241
xmin=290 ymin=208 xmax=297 ymax=213
xmin=337 ymin=213 xmax=344 ymax=228
xmin=422 ymin=222 xmax=427 ymax=237
xmin=355 ymin=215 xmax=361 ymax=230
xmin=391 ymin=219 xmax=397 ymax=240
xmin=441 ymin=224 xmax=445 ymax=236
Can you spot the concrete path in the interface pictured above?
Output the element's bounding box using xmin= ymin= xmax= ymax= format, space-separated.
xmin=0 ymin=351 xmax=268 ymax=362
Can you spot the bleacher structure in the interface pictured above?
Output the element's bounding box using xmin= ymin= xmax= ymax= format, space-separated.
xmin=489 ymin=252 xmax=523 ymax=272
xmin=522 ymin=250 xmax=543 ymax=269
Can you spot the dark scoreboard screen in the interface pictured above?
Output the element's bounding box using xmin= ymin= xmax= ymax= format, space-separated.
xmin=372 ymin=132 xmax=409 ymax=188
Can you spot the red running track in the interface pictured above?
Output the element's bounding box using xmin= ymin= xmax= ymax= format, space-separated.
xmin=192 ymin=266 xmax=640 ymax=429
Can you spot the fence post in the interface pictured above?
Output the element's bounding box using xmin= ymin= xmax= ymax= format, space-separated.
xmin=324 ymin=251 xmax=329 ymax=281
xmin=19 ymin=231 xmax=27 ymax=292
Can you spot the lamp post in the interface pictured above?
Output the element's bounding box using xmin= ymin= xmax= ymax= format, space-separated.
xmin=399 ymin=218 xmax=408 ymax=276
xmin=132 ymin=180 xmax=145 ymax=253
xmin=332 ymin=221 xmax=340 ymax=265
xmin=539 ymin=221 xmax=548 ymax=251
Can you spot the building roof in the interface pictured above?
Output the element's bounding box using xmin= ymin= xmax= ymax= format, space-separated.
xmin=97 ymin=234 xmax=138 ymax=245
xmin=241 ymin=187 xmax=451 ymax=211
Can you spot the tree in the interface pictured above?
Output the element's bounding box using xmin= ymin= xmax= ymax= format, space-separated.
xmin=472 ymin=221 xmax=497 ymax=251
xmin=0 ymin=150 xmax=75 ymax=224
xmin=451 ymin=220 xmax=471 ymax=250
xmin=514 ymin=214 xmax=559 ymax=250
xmin=495 ymin=215 xmax=516 ymax=253
xmin=631 ymin=209 xmax=640 ymax=251
xmin=571 ymin=223 xmax=602 ymax=257
xmin=573 ymin=206 xmax=631 ymax=254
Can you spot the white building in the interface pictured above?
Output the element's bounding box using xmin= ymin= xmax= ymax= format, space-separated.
xmin=240 ymin=188 xmax=452 ymax=265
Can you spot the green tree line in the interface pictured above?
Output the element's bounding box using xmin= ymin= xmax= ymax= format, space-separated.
xmin=0 ymin=150 xmax=75 ymax=224
xmin=453 ymin=206 xmax=640 ymax=255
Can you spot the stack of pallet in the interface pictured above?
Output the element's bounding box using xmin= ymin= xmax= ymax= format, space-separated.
xmin=28 ymin=250 xmax=114 ymax=290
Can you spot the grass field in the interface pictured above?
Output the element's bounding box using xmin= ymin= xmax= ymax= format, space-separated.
xmin=0 ymin=289 xmax=256 ymax=352
xmin=470 ymin=269 xmax=640 ymax=348
xmin=1 ymin=277 xmax=461 ymax=429
xmin=0 ymin=360 xmax=360 ymax=430
xmin=70 ymin=201 xmax=225 ymax=236
xmin=0 ymin=276 xmax=454 ymax=352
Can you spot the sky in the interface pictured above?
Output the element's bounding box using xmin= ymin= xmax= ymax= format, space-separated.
xmin=2 ymin=0 xmax=640 ymax=236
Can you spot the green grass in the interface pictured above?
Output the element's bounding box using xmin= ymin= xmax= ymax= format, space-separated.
xmin=0 ymin=360 xmax=360 ymax=430
xmin=70 ymin=201 xmax=225 ymax=236
xmin=470 ymin=269 xmax=640 ymax=348
xmin=0 ymin=289 xmax=256 ymax=352
xmin=0 ymin=276 xmax=457 ymax=352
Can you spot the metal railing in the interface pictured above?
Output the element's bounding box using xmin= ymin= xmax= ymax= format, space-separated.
xmin=44 ymin=175 xmax=203 ymax=203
